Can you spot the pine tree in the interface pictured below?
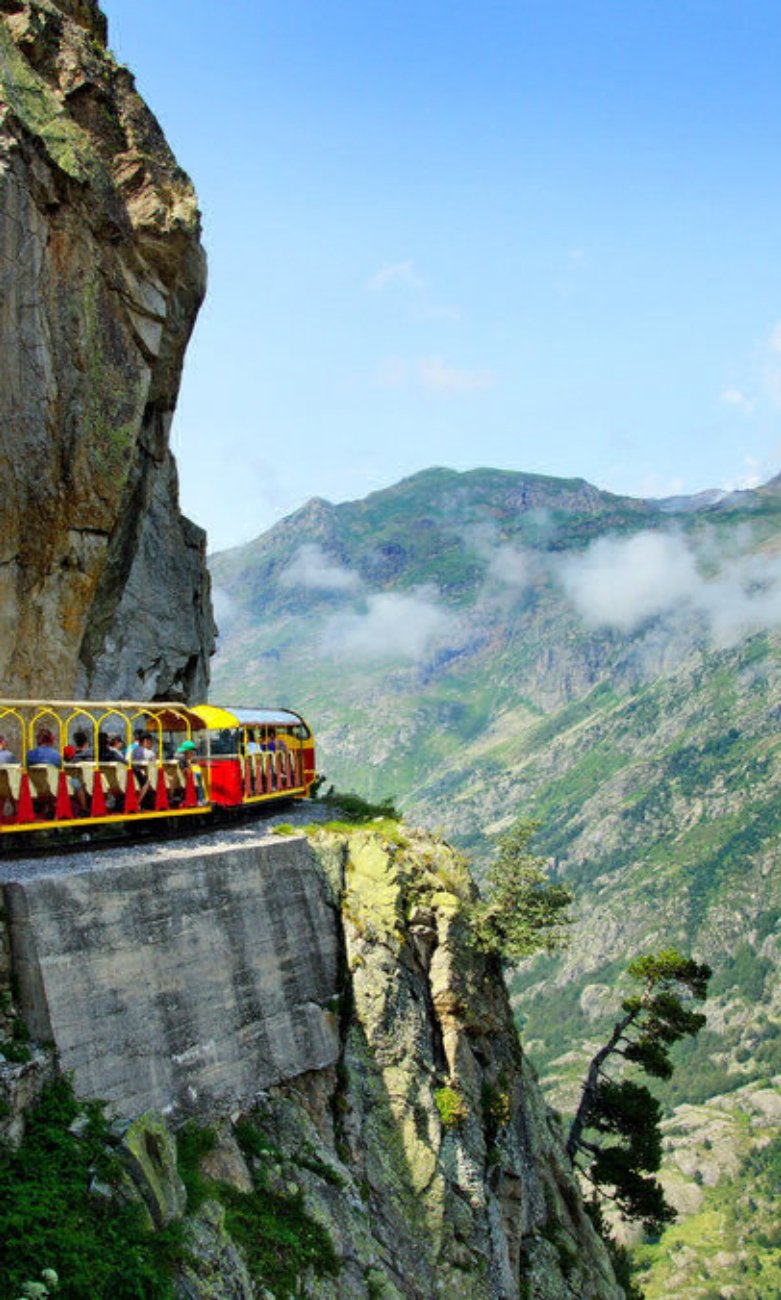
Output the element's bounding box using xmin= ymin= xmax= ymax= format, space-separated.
xmin=567 ymin=949 xmax=711 ymax=1233
xmin=469 ymin=819 xmax=572 ymax=963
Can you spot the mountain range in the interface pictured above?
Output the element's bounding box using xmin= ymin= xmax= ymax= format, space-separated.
xmin=211 ymin=465 xmax=781 ymax=1297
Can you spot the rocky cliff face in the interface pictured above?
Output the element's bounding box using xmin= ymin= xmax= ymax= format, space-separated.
xmin=0 ymin=0 xmax=213 ymax=699
xmin=0 ymin=822 xmax=621 ymax=1298
xmin=305 ymin=824 xmax=621 ymax=1299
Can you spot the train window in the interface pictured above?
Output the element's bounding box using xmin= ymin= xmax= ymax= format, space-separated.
xmin=292 ymin=724 xmax=311 ymax=740
xmin=210 ymin=728 xmax=239 ymax=757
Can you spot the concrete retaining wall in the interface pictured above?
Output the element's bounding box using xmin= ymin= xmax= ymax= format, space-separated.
xmin=3 ymin=833 xmax=341 ymax=1116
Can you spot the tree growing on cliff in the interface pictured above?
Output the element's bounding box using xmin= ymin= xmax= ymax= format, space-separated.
xmin=567 ymin=949 xmax=711 ymax=1233
xmin=469 ymin=819 xmax=573 ymax=963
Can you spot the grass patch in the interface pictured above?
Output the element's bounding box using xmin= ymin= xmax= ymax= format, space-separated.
xmin=434 ymin=1085 xmax=469 ymax=1130
xmin=0 ymin=1078 xmax=183 ymax=1298
xmin=185 ymin=1117 xmax=342 ymax=1297
xmin=319 ymin=816 xmax=409 ymax=846
xmin=315 ymin=787 xmax=401 ymax=822
xmin=220 ymin=1181 xmax=339 ymax=1293
xmin=176 ymin=1122 xmax=219 ymax=1213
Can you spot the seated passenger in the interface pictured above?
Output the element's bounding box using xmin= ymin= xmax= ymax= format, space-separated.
xmin=105 ymin=734 xmax=128 ymax=764
xmin=131 ymin=732 xmax=157 ymax=807
xmin=176 ymin=740 xmax=206 ymax=804
xmin=126 ymin=729 xmax=146 ymax=762
xmin=68 ymin=730 xmax=94 ymax=814
xmin=72 ymin=730 xmax=94 ymax=762
xmin=26 ymin=728 xmax=61 ymax=768
xmin=0 ymin=734 xmax=16 ymax=764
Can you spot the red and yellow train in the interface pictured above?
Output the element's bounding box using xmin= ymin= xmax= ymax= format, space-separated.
xmin=0 ymin=700 xmax=316 ymax=835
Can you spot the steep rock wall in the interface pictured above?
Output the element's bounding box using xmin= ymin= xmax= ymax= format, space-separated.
xmin=0 ymin=824 xmax=622 ymax=1298
xmin=5 ymin=833 xmax=341 ymax=1114
xmin=0 ymin=0 xmax=213 ymax=699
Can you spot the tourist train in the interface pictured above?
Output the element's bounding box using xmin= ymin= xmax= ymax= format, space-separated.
xmin=0 ymin=700 xmax=316 ymax=835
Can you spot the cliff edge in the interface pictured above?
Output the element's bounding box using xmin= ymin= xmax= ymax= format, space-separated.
xmin=0 ymin=0 xmax=213 ymax=699
xmin=0 ymin=823 xmax=622 ymax=1298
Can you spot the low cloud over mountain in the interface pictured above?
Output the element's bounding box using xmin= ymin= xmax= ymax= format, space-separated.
xmin=558 ymin=529 xmax=781 ymax=643
xmin=280 ymin=544 xmax=363 ymax=593
xmin=320 ymin=586 xmax=459 ymax=662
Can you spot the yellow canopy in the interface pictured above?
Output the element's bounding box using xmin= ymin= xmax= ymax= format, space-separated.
xmin=190 ymin=705 xmax=242 ymax=730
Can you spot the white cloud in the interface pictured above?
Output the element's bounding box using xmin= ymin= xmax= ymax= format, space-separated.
xmin=721 ymin=387 xmax=754 ymax=412
xmin=485 ymin=544 xmax=531 ymax=589
xmin=558 ymin=532 xmax=699 ymax=632
xmin=713 ymin=321 xmax=781 ymax=419
xmin=212 ymin=586 xmax=238 ymax=642
xmin=697 ymin=550 xmax=781 ymax=645
xmin=280 ymin=544 xmax=362 ymax=593
xmin=367 ymin=260 xmax=425 ymax=293
xmin=366 ymin=259 xmax=460 ymax=323
xmin=722 ymin=458 xmax=764 ymax=491
xmin=212 ymin=585 xmax=236 ymax=623
xmin=320 ymin=586 xmax=458 ymax=661
xmin=467 ymin=525 xmax=532 ymax=593
xmin=558 ymin=529 xmax=781 ymax=643
xmin=418 ymin=356 xmax=495 ymax=394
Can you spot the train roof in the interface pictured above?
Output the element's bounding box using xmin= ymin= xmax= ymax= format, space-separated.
xmin=198 ymin=705 xmax=307 ymax=728
xmin=0 ymin=700 xmax=309 ymax=731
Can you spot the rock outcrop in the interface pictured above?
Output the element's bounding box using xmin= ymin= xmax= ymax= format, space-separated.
xmin=301 ymin=823 xmax=621 ymax=1299
xmin=0 ymin=822 xmax=622 ymax=1298
xmin=0 ymin=0 xmax=213 ymax=699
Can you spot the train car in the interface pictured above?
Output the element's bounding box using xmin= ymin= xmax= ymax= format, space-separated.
xmin=0 ymin=699 xmax=316 ymax=834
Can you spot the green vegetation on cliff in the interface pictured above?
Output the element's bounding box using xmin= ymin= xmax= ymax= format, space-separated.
xmin=176 ymin=1120 xmax=340 ymax=1296
xmin=0 ymin=1079 xmax=180 ymax=1298
xmin=467 ymin=818 xmax=572 ymax=962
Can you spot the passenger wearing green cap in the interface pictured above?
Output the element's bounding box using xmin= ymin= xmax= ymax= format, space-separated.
xmin=176 ymin=740 xmax=205 ymax=803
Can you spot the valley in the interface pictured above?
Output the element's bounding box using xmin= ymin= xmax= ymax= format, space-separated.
xmin=212 ymin=465 xmax=781 ymax=1296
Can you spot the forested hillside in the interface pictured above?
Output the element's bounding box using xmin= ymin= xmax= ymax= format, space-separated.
xmin=211 ymin=466 xmax=781 ymax=1296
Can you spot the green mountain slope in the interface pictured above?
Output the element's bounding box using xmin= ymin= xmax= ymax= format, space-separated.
xmin=210 ymin=466 xmax=781 ymax=1295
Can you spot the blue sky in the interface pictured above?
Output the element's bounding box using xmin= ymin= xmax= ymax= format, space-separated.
xmin=105 ymin=1 xmax=781 ymax=551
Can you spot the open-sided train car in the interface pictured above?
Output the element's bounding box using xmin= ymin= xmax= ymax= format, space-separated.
xmin=0 ymin=700 xmax=316 ymax=834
